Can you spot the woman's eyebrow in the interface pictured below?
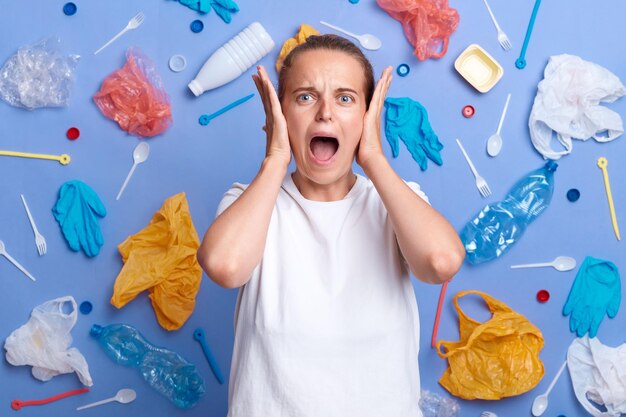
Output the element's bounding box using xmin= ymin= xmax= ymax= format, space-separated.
xmin=291 ymin=86 xmax=316 ymax=94
xmin=335 ymin=87 xmax=359 ymax=94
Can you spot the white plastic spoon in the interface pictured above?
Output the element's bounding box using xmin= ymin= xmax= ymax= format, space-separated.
xmin=319 ymin=21 xmax=382 ymax=50
xmin=531 ymin=361 xmax=567 ymax=416
xmin=486 ymin=93 xmax=511 ymax=157
xmin=76 ymin=388 xmax=136 ymax=411
xmin=510 ymin=256 xmax=576 ymax=272
xmin=116 ymin=142 xmax=150 ymax=201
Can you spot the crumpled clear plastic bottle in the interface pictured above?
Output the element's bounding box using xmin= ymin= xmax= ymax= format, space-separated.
xmin=90 ymin=323 xmax=205 ymax=408
xmin=419 ymin=390 xmax=460 ymax=417
xmin=460 ymin=161 xmax=558 ymax=264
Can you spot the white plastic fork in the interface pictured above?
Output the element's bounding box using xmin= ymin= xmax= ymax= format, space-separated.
xmin=94 ymin=12 xmax=145 ymax=55
xmin=482 ymin=0 xmax=512 ymax=51
xmin=21 ymin=194 xmax=47 ymax=256
xmin=456 ymin=139 xmax=491 ymax=198
xmin=0 ymin=240 xmax=36 ymax=282
xmin=481 ymin=412 xmax=498 ymax=417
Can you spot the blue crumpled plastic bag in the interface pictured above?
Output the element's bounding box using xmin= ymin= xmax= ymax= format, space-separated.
xmin=52 ymin=180 xmax=106 ymax=257
xmin=174 ymin=0 xmax=239 ymax=23
xmin=384 ymin=97 xmax=443 ymax=171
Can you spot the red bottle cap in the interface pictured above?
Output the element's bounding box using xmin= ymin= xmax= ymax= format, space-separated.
xmin=66 ymin=127 xmax=80 ymax=140
xmin=536 ymin=290 xmax=550 ymax=303
xmin=462 ymin=105 xmax=475 ymax=118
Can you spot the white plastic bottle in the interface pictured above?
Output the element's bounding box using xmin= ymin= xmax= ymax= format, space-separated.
xmin=188 ymin=22 xmax=275 ymax=96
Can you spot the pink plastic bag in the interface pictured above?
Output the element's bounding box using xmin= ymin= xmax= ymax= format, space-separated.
xmin=377 ymin=0 xmax=459 ymax=61
xmin=93 ymin=48 xmax=172 ymax=138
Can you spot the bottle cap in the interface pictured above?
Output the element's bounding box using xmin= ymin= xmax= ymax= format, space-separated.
xmin=536 ymin=290 xmax=550 ymax=303
xmin=66 ymin=127 xmax=80 ymax=140
xmin=90 ymin=324 xmax=103 ymax=337
xmin=349 ymin=0 xmax=360 ymax=4
xmin=396 ymin=64 xmax=410 ymax=77
xmin=63 ymin=2 xmax=77 ymax=15
xmin=79 ymin=301 xmax=93 ymax=314
xmin=190 ymin=19 xmax=204 ymax=33
xmin=567 ymin=188 xmax=580 ymax=202
xmin=462 ymin=105 xmax=475 ymax=118
xmin=188 ymin=80 xmax=203 ymax=97
xmin=168 ymin=54 xmax=187 ymax=72
xmin=545 ymin=160 xmax=558 ymax=172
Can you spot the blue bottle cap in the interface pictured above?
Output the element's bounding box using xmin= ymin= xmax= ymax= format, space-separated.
xmin=545 ymin=160 xmax=558 ymax=172
xmin=63 ymin=2 xmax=77 ymax=16
xmin=396 ymin=64 xmax=410 ymax=77
xmin=79 ymin=301 xmax=93 ymax=314
xmin=90 ymin=324 xmax=103 ymax=337
xmin=567 ymin=188 xmax=580 ymax=202
xmin=349 ymin=0 xmax=360 ymax=3
xmin=190 ymin=19 xmax=204 ymax=33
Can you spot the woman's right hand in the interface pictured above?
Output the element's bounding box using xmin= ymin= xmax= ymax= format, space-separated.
xmin=252 ymin=65 xmax=291 ymax=167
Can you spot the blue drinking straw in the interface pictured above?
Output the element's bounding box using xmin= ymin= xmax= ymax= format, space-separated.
xmin=199 ymin=93 xmax=255 ymax=126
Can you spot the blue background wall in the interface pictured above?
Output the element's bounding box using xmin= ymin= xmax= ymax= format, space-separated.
xmin=1 ymin=1 xmax=625 ymax=416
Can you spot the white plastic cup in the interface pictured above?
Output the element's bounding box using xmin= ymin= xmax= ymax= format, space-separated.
xmin=188 ymin=22 xmax=275 ymax=96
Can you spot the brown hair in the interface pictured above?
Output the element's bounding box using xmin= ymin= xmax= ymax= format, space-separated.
xmin=277 ymin=34 xmax=375 ymax=108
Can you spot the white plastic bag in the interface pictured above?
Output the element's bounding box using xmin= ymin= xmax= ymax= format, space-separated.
xmin=4 ymin=296 xmax=93 ymax=386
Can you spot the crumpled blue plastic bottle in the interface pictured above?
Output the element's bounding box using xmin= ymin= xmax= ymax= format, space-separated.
xmin=460 ymin=161 xmax=558 ymax=264
xmin=90 ymin=323 xmax=205 ymax=408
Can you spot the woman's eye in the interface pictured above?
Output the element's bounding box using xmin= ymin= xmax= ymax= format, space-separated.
xmin=297 ymin=94 xmax=312 ymax=101
xmin=339 ymin=95 xmax=353 ymax=103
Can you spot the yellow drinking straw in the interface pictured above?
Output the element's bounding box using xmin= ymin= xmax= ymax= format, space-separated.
xmin=597 ymin=157 xmax=620 ymax=241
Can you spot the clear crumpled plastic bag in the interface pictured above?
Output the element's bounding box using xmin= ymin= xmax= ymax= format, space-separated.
xmin=419 ymin=390 xmax=460 ymax=417
xmin=376 ymin=0 xmax=459 ymax=61
xmin=93 ymin=47 xmax=173 ymax=138
xmin=4 ymin=296 xmax=93 ymax=386
xmin=0 ymin=37 xmax=79 ymax=110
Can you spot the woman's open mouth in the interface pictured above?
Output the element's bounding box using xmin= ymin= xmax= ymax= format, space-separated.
xmin=309 ymin=136 xmax=339 ymax=165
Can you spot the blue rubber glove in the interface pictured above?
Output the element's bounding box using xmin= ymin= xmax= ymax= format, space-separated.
xmin=52 ymin=180 xmax=107 ymax=257
xmin=176 ymin=0 xmax=212 ymax=14
xmin=563 ymin=256 xmax=621 ymax=338
xmin=210 ymin=0 xmax=239 ymax=23
xmin=384 ymin=97 xmax=443 ymax=171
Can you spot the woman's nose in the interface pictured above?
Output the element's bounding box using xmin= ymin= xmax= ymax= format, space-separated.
xmin=316 ymin=99 xmax=333 ymax=121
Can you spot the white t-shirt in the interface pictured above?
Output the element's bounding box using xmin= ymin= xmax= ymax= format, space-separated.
xmin=217 ymin=173 xmax=428 ymax=417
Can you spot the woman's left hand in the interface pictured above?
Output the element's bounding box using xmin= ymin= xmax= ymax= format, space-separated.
xmin=356 ymin=66 xmax=393 ymax=171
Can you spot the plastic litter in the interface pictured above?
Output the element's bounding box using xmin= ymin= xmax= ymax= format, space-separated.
xmin=0 ymin=37 xmax=79 ymax=110
xmin=90 ymin=323 xmax=205 ymax=408
xmin=12 ymin=387 xmax=89 ymax=410
xmin=76 ymin=388 xmax=136 ymax=411
xmin=168 ymin=54 xmax=187 ymax=72
xmin=93 ymin=48 xmax=172 ymax=138
xmin=461 ymin=161 xmax=557 ymax=264
xmin=319 ymin=21 xmax=382 ymax=51
xmin=110 ymin=193 xmax=202 ymax=330
xmin=567 ymin=188 xmax=580 ymax=202
xmin=376 ymin=0 xmax=459 ymax=61
xmin=516 ymin=0 xmax=542 ymax=69
xmin=116 ymin=141 xmax=150 ymax=201
xmin=276 ymin=24 xmax=319 ymax=73
xmin=531 ymin=360 xmax=567 ymax=416
xmin=528 ymin=55 xmax=626 ymax=160
xmin=174 ymin=0 xmax=239 ymax=22
xmin=63 ymin=2 xmax=77 ymax=16
xmin=199 ymin=93 xmax=254 ymax=125
xmin=563 ymin=256 xmax=620 ymax=338
xmin=455 ymin=44 xmax=503 ymax=93
xmin=52 ymin=180 xmax=106 ymax=257
xmin=0 ymin=239 xmax=36 ymax=282
xmin=436 ymin=290 xmax=544 ymax=400
xmin=66 ymin=127 xmax=80 ymax=140
xmin=462 ymin=105 xmax=475 ymax=118
xmin=597 ymin=157 xmax=620 ymax=240
xmin=193 ymin=328 xmax=225 ymax=384
xmin=79 ymin=301 xmax=93 ymax=315
xmin=384 ymin=97 xmax=443 ymax=171
xmin=188 ymin=22 xmax=274 ymax=95
xmin=190 ymin=19 xmax=204 ymax=33
xmin=419 ymin=390 xmax=460 ymax=417
xmin=94 ymin=12 xmax=145 ymax=55
xmin=4 ymin=296 xmax=93 ymax=386
xmin=396 ymin=63 xmax=410 ymax=77
xmin=536 ymin=290 xmax=550 ymax=303
xmin=0 ymin=149 xmax=70 ymax=165
xmin=568 ymin=336 xmax=626 ymax=416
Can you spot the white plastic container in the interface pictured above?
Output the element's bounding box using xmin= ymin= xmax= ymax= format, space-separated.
xmin=188 ymin=22 xmax=275 ymax=96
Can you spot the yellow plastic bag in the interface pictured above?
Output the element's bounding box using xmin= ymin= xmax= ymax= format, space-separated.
xmin=275 ymin=24 xmax=319 ymax=72
xmin=436 ymin=290 xmax=544 ymax=400
xmin=111 ymin=192 xmax=202 ymax=331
